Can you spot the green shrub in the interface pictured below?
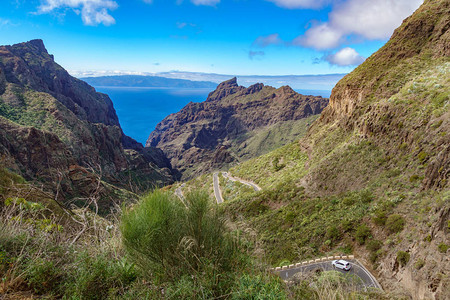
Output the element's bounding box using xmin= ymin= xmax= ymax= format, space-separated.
xmin=417 ymin=151 xmax=428 ymax=163
xmin=366 ymin=239 xmax=383 ymax=252
xmin=373 ymin=210 xmax=388 ymax=226
xmin=414 ymin=259 xmax=425 ymax=270
xmin=341 ymin=219 xmax=354 ymax=232
xmin=246 ymin=199 xmax=269 ymax=216
xmin=326 ymin=226 xmax=341 ymax=243
xmin=26 ymin=258 xmax=62 ymax=295
xmin=438 ymin=243 xmax=449 ymax=253
xmin=396 ymin=251 xmax=410 ymax=267
xmin=369 ymin=249 xmax=383 ymax=264
xmin=358 ymin=190 xmax=374 ymax=204
xmin=409 ymin=175 xmax=420 ymax=182
xmin=385 ymin=214 xmax=405 ymax=234
xmin=232 ymin=274 xmax=287 ymax=299
xmin=343 ymin=196 xmax=355 ymax=206
xmin=355 ymin=224 xmax=372 ymax=245
xmin=121 ymin=190 xmax=242 ymax=296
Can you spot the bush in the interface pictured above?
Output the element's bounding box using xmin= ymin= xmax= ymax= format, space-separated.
xmin=26 ymin=258 xmax=62 ymax=295
xmin=369 ymin=250 xmax=383 ymax=264
xmin=326 ymin=226 xmax=341 ymax=243
xmin=438 ymin=243 xmax=449 ymax=253
xmin=121 ymin=190 xmax=242 ymax=296
xmin=341 ymin=219 xmax=354 ymax=232
xmin=414 ymin=259 xmax=425 ymax=270
xmin=355 ymin=224 xmax=372 ymax=245
xmin=417 ymin=151 xmax=428 ymax=163
xmin=65 ymin=253 xmax=136 ymax=299
xmin=366 ymin=239 xmax=383 ymax=252
xmin=373 ymin=210 xmax=387 ymax=226
xmin=358 ymin=190 xmax=374 ymax=204
xmin=232 ymin=274 xmax=287 ymax=299
xmin=385 ymin=214 xmax=405 ymax=234
xmin=396 ymin=251 xmax=410 ymax=267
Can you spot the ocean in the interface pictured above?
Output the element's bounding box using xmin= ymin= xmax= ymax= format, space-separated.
xmin=95 ymin=86 xmax=331 ymax=145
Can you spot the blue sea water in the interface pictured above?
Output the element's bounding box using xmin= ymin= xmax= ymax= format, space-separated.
xmin=95 ymin=87 xmax=211 ymax=145
xmin=95 ymin=87 xmax=331 ymax=145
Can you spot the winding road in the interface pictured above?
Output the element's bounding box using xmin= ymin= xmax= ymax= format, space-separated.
xmin=213 ymin=172 xmax=262 ymax=204
xmin=213 ymin=172 xmax=224 ymax=204
xmin=222 ymin=172 xmax=261 ymax=192
xmin=175 ymin=183 xmax=186 ymax=200
xmin=211 ymin=172 xmax=381 ymax=291
xmin=277 ymin=259 xmax=382 ymax=291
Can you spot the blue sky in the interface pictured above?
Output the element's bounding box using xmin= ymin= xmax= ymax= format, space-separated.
xmin=1 ymin=0 xmax=423 ymax=76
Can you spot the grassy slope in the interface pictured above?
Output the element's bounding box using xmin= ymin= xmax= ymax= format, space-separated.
xmin=219 ymin=2 xmax=449 ymax=296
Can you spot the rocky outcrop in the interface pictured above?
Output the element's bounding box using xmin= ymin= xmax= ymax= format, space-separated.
xmin=0 ymin=40 xmax=174 ymax=207
xmin=147 ymin=78 xmax=328 ymax=179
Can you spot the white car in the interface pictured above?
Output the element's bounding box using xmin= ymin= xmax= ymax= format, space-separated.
xmin=332 ymin=259 xmax=352 ymax=271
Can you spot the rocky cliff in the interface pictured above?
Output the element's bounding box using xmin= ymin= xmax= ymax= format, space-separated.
xmin=147 ymin=78 xmax=328 ymax=179
xmin=0 ymin=40 xmax=174 ymax=209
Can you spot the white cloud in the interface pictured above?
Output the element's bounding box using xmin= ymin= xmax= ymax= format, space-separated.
xmin=324 ymin=47 xmax=365 ymax=66
xmin=190 ymin=0 xmax=220 ymax=6
xmin=38 ymin=0 xmax=118 ymax=26
xmin=267 ymin=0 xmax=329 ymax=9
xmin=294 ymin=23 xmax=342 ymax=49
xmin=295 ymin=0 xmax=424 ymax=49
xmin=253 ymin=33 xmax=283 ymax=47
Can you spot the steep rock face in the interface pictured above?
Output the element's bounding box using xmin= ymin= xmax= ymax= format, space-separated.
xmin=0 ymin=40 xmax=174 ymax=206
xmin=147 ymin=78 xmax=328 ymax=178
xmin=0 ymin=39 xmax=119 ymax=126
xmin=321 ymin=0 xmax=450 ymax=123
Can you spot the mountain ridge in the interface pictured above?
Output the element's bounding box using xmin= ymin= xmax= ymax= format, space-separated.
xmin=0 ymin=39 xmax=175 ymax=209
xmin=147 ymin=77 xmax=328 ymax=179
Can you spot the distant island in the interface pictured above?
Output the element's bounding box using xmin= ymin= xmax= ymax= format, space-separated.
xmin=81 ymin=75 xmax=217 ymax=88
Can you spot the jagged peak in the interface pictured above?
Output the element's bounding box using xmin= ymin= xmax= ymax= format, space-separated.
xmin=246 ymin=83 xmax=265 ymax=94
xmin=277 ymin=85 xmax=295 ymax=95
xmin=206 ymin=77 xmax=245 ymax=102
xmin=217 ymin=77 xmax=238 ymax=89
xmin=22 ymin=39 xmax=48 ymax=54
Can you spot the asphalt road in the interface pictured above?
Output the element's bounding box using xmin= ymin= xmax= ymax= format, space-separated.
xmin=277 ymin=259 xmax=381 ymax=290
xmin=175 ymin=183 xmax=185 ymax=200
xmin=222 ymin=172 xmax=261 ymax=192
xmin=213 ymin=172 xmax=224 ymax=204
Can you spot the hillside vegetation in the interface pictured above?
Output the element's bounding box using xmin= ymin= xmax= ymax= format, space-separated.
xmin=216 ymin=1 xmax=449 ymax=298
